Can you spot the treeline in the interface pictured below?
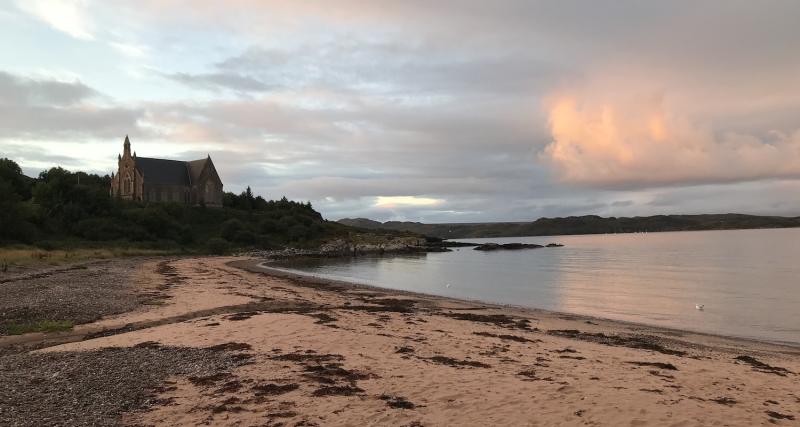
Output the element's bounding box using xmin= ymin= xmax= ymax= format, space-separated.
xmin=339 ymin=213 xmax=800 ymax=239
xmin=0 ymin=158 xmax=349 ymax=252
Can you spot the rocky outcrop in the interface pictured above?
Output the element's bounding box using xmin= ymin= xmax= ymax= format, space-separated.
xmin=473 ymin=242 xmax=564 ymax=251
xmin=242 ymin=239 xmax=563 ymax=259
xmin=243 ymin=236 xmax=448 ymax=260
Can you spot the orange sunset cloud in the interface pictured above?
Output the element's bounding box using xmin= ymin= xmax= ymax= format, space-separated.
xmin=542 ymin=94 xmax=800 ymax=188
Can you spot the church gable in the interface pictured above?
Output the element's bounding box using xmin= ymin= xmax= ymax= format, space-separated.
xmin=189 ymin=156 xmax=224 ymax=206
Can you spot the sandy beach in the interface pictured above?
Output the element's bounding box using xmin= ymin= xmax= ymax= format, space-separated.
xmin=1 ymin=256 xmax=799 ymax=426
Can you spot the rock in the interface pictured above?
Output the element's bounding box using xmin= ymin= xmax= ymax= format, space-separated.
xmin=439 ymin=241 xmax=481 ymax=247
xmin=473 ymin=243 xmax=544 ymax=251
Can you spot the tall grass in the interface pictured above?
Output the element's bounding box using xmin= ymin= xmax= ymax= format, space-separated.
xmin=5 ymin=320 xmax=74 ymax=335
xmin=0 ymin=246 xmax=182 ymax=267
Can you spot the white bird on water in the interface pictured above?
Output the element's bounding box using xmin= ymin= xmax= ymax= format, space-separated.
xmin=446 ymin=283 xmax=451 ymax=288
xmin=695 ymin=304 xmax=705 ymax=311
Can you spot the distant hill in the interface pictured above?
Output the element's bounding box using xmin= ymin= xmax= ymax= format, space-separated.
xmin=338 ymin=214 xmax=800 ymax=239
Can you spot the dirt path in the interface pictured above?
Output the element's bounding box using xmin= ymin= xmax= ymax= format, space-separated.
xmin=3 ymin=256 xmax=799 ymax=426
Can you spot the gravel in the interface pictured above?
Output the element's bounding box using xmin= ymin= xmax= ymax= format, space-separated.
xmin=0 ymin=345 xmax=248 ymax=426
xmin=0 ymin=259 xmax=149 ymax=335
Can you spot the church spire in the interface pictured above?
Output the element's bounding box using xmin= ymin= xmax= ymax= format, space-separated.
xmin=123 ymin=135 xmax=131 ymax=157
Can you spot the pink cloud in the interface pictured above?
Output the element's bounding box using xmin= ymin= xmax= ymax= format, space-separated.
xmin=541 ymin=94 xmax=800 ymax=188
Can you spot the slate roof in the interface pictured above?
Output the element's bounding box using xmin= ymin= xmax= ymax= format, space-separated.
xmin=135 ymin=157 xmax=191 ymax=186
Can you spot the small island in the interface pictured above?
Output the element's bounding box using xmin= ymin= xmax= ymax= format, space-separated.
xmin=473 ymin=242 xmax=564 ymax=251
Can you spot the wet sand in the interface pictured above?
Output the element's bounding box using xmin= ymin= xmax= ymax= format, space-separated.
xmin=2 ymin=256 xmax=799 ymax=426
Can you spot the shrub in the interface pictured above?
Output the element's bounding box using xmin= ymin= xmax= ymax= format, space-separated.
xmin=177 ymin=225 xmax=194 ymax=245
xmin=36 ymin=241 xmax=57 ymax=251
xmin=288 ymin=224 xmax=311 ymax=241
xmin=233 ymin=230 xmax=256 ymax=245
xmin=75 ymin=218 xmax=126 ymax=241
xmin=206 ymin=237 xmax=230 ymax=255
xmin=279 ymin=215 xmax=298 ymax=229
xmin=258 ymin=218 xmax=279 ymax=234
xmin=220 ymin=218 xmax=245 ymax=241
xmin=256 ymin=235 xmax=277 ymax=249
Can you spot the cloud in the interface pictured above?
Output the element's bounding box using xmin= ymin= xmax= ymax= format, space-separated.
xmin=0 ymin=70 xmax=143 ymax=139
xmin=109 ymin=41 xmax=148 ymax=58
xmin=16 ymin=0 xmax=93 ymax=40
xmin=374 ymin=196 xmax=444 ymax=208
xmin=5 ymin=1 xmax=800 ymax=221
xmin=213 ymin=42 xmax=562 ymax=97
xmin=0 ymin=71 xmax=96 ymax=106
xmin=541 ymin=94 xmax=800 ymax=188
xmin=158 ymin=71 xmax=272 ymax=93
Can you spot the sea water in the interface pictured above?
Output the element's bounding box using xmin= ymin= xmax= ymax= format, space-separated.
xmin=271 ymin=228 xmax=800 ymax=345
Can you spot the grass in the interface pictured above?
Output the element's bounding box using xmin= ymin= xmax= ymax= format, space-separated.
xmin=5 ymin=320 xmax=75 ymax=335
xmin=0 ymin=246 xmax=182 ymax=269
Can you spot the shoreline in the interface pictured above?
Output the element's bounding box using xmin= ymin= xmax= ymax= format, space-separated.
xmin=2 ymin=256 xmax=798 ymax=426
xmin=250 ymin=258 xmax=800 ymax=352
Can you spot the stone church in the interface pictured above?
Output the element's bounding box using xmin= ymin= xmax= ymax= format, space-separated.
xmin=110 ymin=136 xmax=224 ymax=206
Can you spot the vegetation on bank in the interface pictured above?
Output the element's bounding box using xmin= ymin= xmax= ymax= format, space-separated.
xmin=0 ymin=247 xmax=183 ymax=268
xmin=0 ymin=158 xmax=379 ymax=258
xmin=5 ymin=320 xmax=74 ymax=335
xmin=339 ymin=213 xmax=800 ymax=239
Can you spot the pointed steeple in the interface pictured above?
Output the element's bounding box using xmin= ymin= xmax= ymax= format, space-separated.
xmin=123 ymin=135 xmax=131 ymax=157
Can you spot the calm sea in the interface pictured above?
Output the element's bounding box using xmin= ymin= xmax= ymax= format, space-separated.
xmin=270 ymin=228 xmax=800 ymax=345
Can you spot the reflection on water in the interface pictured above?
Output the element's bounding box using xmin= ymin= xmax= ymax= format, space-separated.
xmin=271 ymin=228 xmax=800 ymax=344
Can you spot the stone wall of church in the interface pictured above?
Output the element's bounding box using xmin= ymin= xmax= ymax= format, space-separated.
xmin=143 ymin=184 xmax=191 ymax=204
xmin=191 ymin=166 xmax=223 ymax=207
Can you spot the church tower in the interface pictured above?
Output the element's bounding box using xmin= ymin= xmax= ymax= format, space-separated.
xmin=110 ymin=135 xmax=143 ymax=201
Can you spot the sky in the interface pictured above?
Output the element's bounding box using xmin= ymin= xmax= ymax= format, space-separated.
xmin=1 ymin=1 xmax=800 ymax=222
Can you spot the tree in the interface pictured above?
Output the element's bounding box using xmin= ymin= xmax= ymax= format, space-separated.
xmin=0 ymin=180 xmax=36 ymax=242
xmin=0 ymin=158 xmax=32 ymax=199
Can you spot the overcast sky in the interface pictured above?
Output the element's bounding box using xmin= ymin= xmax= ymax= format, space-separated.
xmin=2 ymin=1 xmax=800 ymax=222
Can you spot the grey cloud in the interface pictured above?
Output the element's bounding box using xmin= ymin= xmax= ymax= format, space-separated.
xmin=611 ymin=200 xmax=634 ymax=208
xmin=0 ymin=105 xmax=142 ymax=139
xmin=158 ymin=71 xmax=273 ymax=93
xmin=0 ymin=71 xmax=97 ymax=106
xmin=0 ymin=71 xmax=143 ymax=139
xmin=211 ymin=41 xmax=564 ymax=97
xmin=1 ymin=143 xmax=85 ymax=176
xmin=638 ymin=181 xmax=800 ymax=217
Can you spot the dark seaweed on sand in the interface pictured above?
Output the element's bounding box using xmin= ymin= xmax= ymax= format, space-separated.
xmin=626 ymin=361 xmax=678 ymax=371
xmin=420 ymin=355 xmax=490 ymax=368
xmin=734 ymin=355 xmax=793 ymax=376
xmin=548 ymin=329 xmax=686 ymax=356
xmin=442 ymin=312 xmax=535 ymax=330
xmin=380 ymin=394 xmax=416 ymax=409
